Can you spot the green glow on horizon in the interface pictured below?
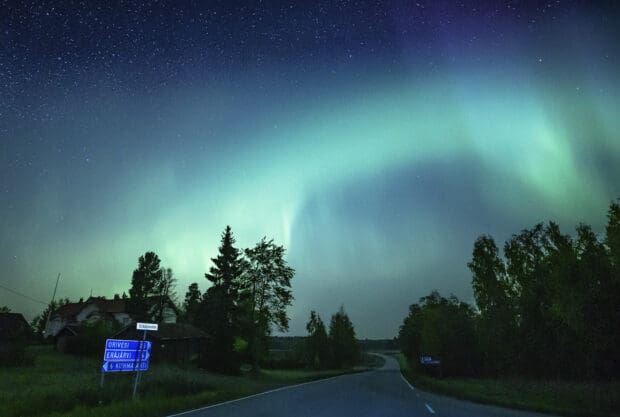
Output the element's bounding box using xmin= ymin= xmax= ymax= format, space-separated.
xmin=10 ymin=68 xmax=620 ymax=338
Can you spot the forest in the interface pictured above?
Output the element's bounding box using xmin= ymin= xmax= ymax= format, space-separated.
xmin=399 ymin=201 xmax=620 ymax=380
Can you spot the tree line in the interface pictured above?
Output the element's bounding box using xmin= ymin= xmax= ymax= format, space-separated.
xmin=303 ymin=306 xmax=360 ymax=369
xmin=399 ymin=201 xmax=620 ymax=380
xmin=27 ymin=226 xmax=294 ymax=373
xmin=180 ymin=226 xmax=360 ymax=372
xmin=28 ymin=224 xmax=363 ymax=373
xmin=131 ymin=226 xmax=295 ymax=374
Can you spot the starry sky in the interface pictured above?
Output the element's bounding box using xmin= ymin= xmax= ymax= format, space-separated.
xmin=1 ymin=1 xmax=619 ymax=338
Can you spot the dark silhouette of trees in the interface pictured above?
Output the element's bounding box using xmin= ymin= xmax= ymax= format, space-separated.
xmin=239 ymin=238 xmax=294 ymax=371
xmin=328 ymin=306 xmax=359 ymax=369
xmin=606 ymin=201 xmax=620 ymax=275
xmin=398 ymin=303 xmax=422 ymax=367
xmin=124 ymin=231 xmax=297 ymax=375
xmin=152 ymin=267 xmax=177 ymax=322
xmin=399 ymin=292 xmax=479 ymax=376
xmin=201 ymin=226 xmax=245 ymax=373
xmin=504 ymin=223 xmax=558 ymax=377
xmin=468 ymin=235 xmax=516 ymax=375
xmin=0 ymin=306 xmax=10 ymax=313
xmin=182 ymin=282 xmax=202 ymax=325
xmin=305 ymin=310 xmax=330 ymax=369
xmin=400 ymin=200 xmax=620 ymax=379
xmin=603 ymin=201 xmax=620 ymax=377
xmin=129 ymin=251 xmax=163 ymax=320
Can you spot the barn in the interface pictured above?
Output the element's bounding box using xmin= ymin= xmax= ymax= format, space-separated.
xmin=113 ymin=322 xmax=208 ymax=364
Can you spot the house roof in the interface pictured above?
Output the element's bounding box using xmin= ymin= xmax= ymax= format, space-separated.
xmin=53 ymin=302 xmax=85 ymax=320
xmin=114 ymin=322 xmax=208 ymax=341
xmin=86 ymin=297 xmax=127 ymax=313
xmin=52 ymin=297 xmax=128 ymax=320
xmin=0 ymin=313 xmax=33 ymax=340
xmin=51 ymin=294 xmax=178 ymax=322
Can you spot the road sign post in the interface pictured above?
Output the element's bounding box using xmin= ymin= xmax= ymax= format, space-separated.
xmin=100 ymin=325 xmax=157 ymax=398
xmin=420 ymin=355 xmax=442 ymax=377
xmin=101 ymin=339 xmax=152 ymax=374
xmin=132 ymin=322 xmax=158 ymax=399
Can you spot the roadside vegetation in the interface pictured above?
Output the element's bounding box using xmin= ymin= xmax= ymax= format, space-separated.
xmin=396 ymin=201 xmax=620 ymax=416
xmin=0 ymin=345 xmax=361 ymax=417
xmin=397 ymin=354 xmax=620 ymax=417
xmin=1 ymin=226 xmax=379 ymax=417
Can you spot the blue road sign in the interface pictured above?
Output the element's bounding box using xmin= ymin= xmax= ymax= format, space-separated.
xmin=104 ymin=349 xmax=150 ymax=362
xmin=102 ymin=338 xmax=152 ymax=373
xmin=102 ymin=360 xmax=148 ymax=372
xmin=420 ymin=356 xmax=441 ymax=365
xmin=105 ymin=339 xmax=152 ymax=351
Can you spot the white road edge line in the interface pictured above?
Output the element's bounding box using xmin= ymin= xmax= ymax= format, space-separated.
xmin=400 ymin=373 xmax=415 ymax=391
xmin=425 ymin=403 xmax=435 ymax=414
xmin=167 ymin=371 xmax=364 ymax=417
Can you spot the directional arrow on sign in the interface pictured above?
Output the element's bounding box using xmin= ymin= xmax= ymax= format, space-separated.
xmin=102 ymin=360 xmax=148 ymax=372
xmin=101 ymin=339 xmax=152 ymax=373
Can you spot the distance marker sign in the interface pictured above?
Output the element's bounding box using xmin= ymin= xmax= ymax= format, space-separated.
xmin=102 ymin=360 xmax=148 ymax=372
xmin=105 ymin=339 xmax=152 ymax=351
xmin=104 ymin=349 xmax=150 ymax=362
xmin=101 ymin=338 xmax=152 ymax=373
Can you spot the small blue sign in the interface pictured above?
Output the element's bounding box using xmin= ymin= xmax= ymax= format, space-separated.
xmin=102 ymin=360 xmax=148 ymax=372
xmin=104 ymin=349 xmax=150 ymax=362
xmin=105 ymin=339 xmax=151 ymax=351
xmin=420 ymin=356 xmax=441 ymax=365
xmin=102 ymin=338 xmax=152 ymax=373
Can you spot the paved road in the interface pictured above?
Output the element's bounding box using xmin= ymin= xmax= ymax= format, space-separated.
xmin=169 ymin=355 xmax=558 ymax=417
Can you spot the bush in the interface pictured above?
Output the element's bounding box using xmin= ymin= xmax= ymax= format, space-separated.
xmin=260 ymin=349 xmax=306 ymax=370
xmin=61 ymin=320 xmax=120 ymax=356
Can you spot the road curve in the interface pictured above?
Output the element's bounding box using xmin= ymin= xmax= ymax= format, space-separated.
xmin=168 ymin=354 xmax=558 ymax=417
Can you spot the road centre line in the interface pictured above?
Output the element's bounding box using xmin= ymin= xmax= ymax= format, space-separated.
xmin=425 ymin=403 xmax=436 ymax=414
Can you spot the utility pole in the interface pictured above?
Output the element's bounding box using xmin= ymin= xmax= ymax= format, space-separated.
xmin=43 ymin=273 xmax=61 ymax=338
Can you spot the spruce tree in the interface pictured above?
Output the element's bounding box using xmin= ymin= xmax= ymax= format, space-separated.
xmin=202 ymin=226 xmax=244 ymax=373
xmin=128 ymin=251 xmax=162 ymax=320
xmin=329 ymin=306 xmax=359 ymax=368
xmin=306 ymin=310 xmax=330 ymax=369
xmin=183 ymin=282 xmax=202 ymax=325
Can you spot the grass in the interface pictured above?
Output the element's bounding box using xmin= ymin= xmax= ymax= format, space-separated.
xmin=0 ymin=345 xmax=358 ymax=417
xmin=395 ymin=353 xmax=620 ymax=417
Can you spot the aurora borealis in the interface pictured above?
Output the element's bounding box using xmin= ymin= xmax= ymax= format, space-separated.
xmin=1 ymin=1 xmax=619 ymax=338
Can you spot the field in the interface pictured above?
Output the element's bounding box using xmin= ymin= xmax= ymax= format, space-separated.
xmin=0 ymin=346 xmax=357 ymax=417
xmin=396 ymin=354 xmax=620 ymax=417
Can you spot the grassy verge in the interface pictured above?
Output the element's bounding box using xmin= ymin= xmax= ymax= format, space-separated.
xmin=0 ymin=346 xmax=357 ymax=417
xmin=395 ymin=353 xmax=620 ymax=417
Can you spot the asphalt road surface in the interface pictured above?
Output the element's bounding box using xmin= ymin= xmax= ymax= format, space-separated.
xmin=169 ymin=354 xmax=558 ymax=417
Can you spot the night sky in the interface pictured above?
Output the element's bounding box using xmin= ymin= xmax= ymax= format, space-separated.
xmin=1 ymin=1 xmax=619 ymax=338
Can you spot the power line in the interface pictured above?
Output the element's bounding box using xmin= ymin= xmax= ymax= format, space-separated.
xmin=0 ymin=282 xmax=48 ymax=305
